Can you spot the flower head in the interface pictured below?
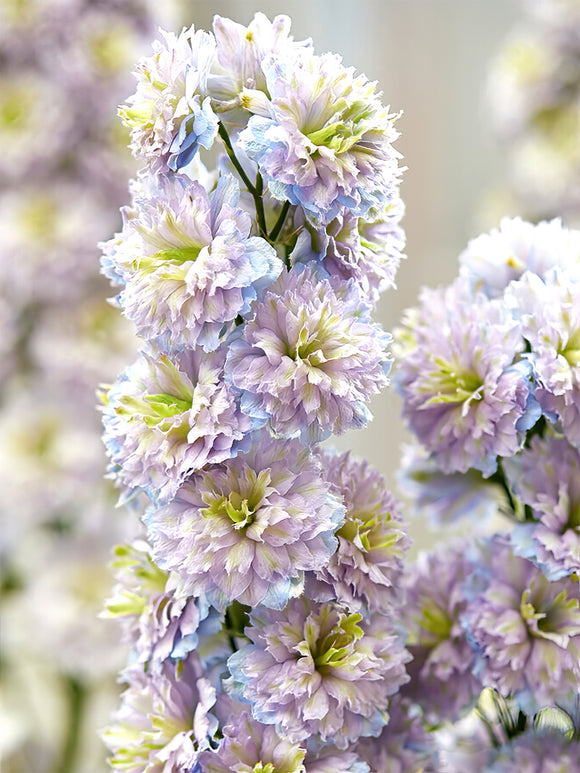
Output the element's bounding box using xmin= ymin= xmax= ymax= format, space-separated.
xmin=465 ymin=535 xmax=580 ymax=710
xmin=307 ymin=449 xmax=409 ymax=613
xmin=225 ymin=266 xmax=391 ymax=441
xmin=228 ymin=597 xmax=410 ymax=748
xmin=459 ymin=217 xmax=580 ymax=299
xmin=101 ymin=345 xmax=253 ymax=504
xmin=508 ymin=270 xmax=580 ymax=448
xmin=395 ymin=276 xmax=532 ymax=477
xmin=120 ymin=26 xmax=218 ymax=173
xmin=146 ymin=431 xmax=344 ymax=610
xmin=504 ymin=433 xmax=580 ymax=579
xmin=102 ymin=172 xmax=282 ymax=352
xmin=401 ymin=542 xmax=481 ymax=721
xmin=103 ymin=654 xmax=218 ymax=773
xmin=239 ymin=48 xmax=401 ymax=224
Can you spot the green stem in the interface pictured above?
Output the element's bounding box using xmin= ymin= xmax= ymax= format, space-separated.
xmin=52 ymin=676 xmax=86 ymax=773
xmin=489 ymin=460 xmax=517 ymax=517
xmin=269 ymin=200 xmax=291 ymax=242
xmin=217 ymin=122 xmax=269 ymax=240
xmin=217 ymin=122 xmax=256 ymax=194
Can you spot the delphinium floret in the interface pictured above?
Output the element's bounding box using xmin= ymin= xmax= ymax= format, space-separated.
xmin=394 ymin=275 xmax=533 ymax=477
xmin=102 ymin=171 xmax=282 ymax=352
xmin=228 ymin=596 xmax=410 ymax=748
xmin=225 ymin=265 xmax=391 ymax=441
xmin=145 ymin=431 xmax=344 ymax=610
xmin=503 ymin=432 xmax=580 ymax=580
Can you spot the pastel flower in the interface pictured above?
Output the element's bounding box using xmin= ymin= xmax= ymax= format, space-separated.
xmin=101 ymin=344 xmax=253 ymax=504
xmin=291 ymin=194 xmax=405 ymax=304
xmin=228 ymin=597 xmax=410 ymax=748
xmin=508 ymin=270 xmax=580 ymax=448
xmin=465 ymin=535 xmax=580 ymax=710
xmin=459 ymin=217 xmax=580 ymax=299
xmin=401 ymin=543 xmax=481 ymax=722
xmin=103 ymin=654 xmax=218 ymax=773
xmin=394 ymin=276 xmax=532 ymax=477
xmin=225 ymin=266 xmax=391 ymax=441
xmin=307 ymin=449 xmax=410 ymax=613
xmin=504 ymin=433 xmax=580 ymax=579
xmin=102 ymin=172 xmax=282 ymax=352
xmin=209 ymin=13 xmax=311 ymax=120
xmin=198 ymin=711 xmax=307 ymax=772
xmin=120 ymin=26 xmax=218 ymax=173
xmin=239 ymin=48 xmax=401 ymax=224
xmin=146 ymin=432 xmax=343 ymax=610
xmin=104 ymin=541 xmax=204 ymax=669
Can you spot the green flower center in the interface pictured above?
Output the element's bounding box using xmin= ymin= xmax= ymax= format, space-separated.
xmin=304 ymin=90 xmax=377 ymax=154
xmin=558 ymin=327 xmax=580 ymax=369
xmin=202 ymin=469 xmax=271 ymax=531
xmin=520 ymin=584 xmax=580 ymax=644
xmin=253 ymin=764 xmax=275 ymax=773
xmin=412 ymin=597 xmax=452 ymax=645
xmin=308 ymin=611 xmax=363 ymax=673
xmin=0 ymin=84 xmax=35 ymax=132
xmin=425 ymin=357 xmax=483 ymax=406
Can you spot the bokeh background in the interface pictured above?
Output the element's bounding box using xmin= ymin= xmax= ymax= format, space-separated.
xmin=4 ymin=0 xmax=566 ymax=770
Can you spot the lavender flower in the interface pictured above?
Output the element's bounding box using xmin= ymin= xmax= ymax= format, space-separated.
xmin=401 ymin=543 xmax=481 ymax=722
xmin=307 ymin=449 xmax=410 ymax=613
xmin=509 ymin=270 xmax=580 ymax=448
xmin=225 ymin=266 xmax=391 ymax=441
xmin=104 ymin=541 xmax=204 ymax=668
xmin=103 ymin=654 xmax=218 ymax=772
xmin=291 ymin=194 xmax=405 ymax=304
xmin=146 ymin=431 xmax=343 ymax=610
xmin=209 ymin=13 xmax=311 ymax=114
xmin=395 ymin=276 xmax=532 ymax=477
xmin=504 ymin=433 xmax=580 ymax=580
xmin=228 ymin=597 xmax=410 ymax=748
xmin=103 ymin=172 xmax=282 ymax=352
xmin=465 ymin=535 xmax=580 ymax=710
xmin=120 ymin=25 xmax=218 ymax=173
xmin=239 ymin=48 xmax=401 ymax=224
xmin=101 ymin=345 xmax=253 ymax=504
xmin=459 ymin=217 xmax=580 ymax=299
xmin=198 ymin=711 xmax=307 ymax=772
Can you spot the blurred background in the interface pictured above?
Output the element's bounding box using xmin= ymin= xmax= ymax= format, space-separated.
xmin=4 ymin=0 xmax=576 ymax=770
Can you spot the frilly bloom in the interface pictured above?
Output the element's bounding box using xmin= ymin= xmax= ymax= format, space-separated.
xmin=102 ymin=172 xmax=282 ymax=352
xmin=238 ymin=48 xmax=401 ymax=225
xmin=401 ymin=543 xmax=481 ymax=722
xmin=508 ymin=270 xmax=580 ymax=448
xmin=394 ymin=276 xmax=533 ymax=477
xmin=208 ymin=13 xmax=311 ymax=114
xmin=101 ymin=345 xmax=253 ymax=504
xmin=225 ymin=266 xmax=391 ymax=441
xmin=198 ymin=711 xmax=307 ymax=772
xmin=459 ymin=218 xmax=580 ymax=299
xmin=102 ymin=654 xmax=218 ymax=772
xmin=307 ymin=449 xmax=410 ymax=613
xmin=291 ymin=194 xmax=405 ymax=304
xmin=120 ymin=25 xmax=218 ymax=173
xmin=145 ymin=432 xmax=344 ymax=610
xmin=465 ymin=536 xmax=580 ymax=710
xmin=228 ymin=597 xmax=410 ymax=748
xmin=484 ymin=728 xmax=580 ymax=772
xmin=104 ymin=541 xmax=204 ymax=668
xmin=504 ymin=433 xmax=580 ymax=580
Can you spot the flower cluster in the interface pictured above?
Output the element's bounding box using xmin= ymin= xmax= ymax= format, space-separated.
xmin=101 ymin=13 xmax=419 ymax=773
xmin=395 ymin=214 xmax=580 ymax=764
